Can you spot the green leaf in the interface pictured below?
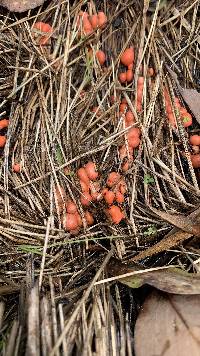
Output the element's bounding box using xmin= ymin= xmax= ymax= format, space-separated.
xmin=144 ymin=174 xmax=155 ymax=184
xmin=55 ymin=145 xmax=64 ymax=165
xmin=17 ymin=245 xmax=43 ymax=255
xmin=144 ymin=225 xmax=157 ymax=236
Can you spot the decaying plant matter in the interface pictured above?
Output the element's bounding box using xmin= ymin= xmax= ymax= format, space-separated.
xmin=0 ymin=0 xmax=200 ymax=354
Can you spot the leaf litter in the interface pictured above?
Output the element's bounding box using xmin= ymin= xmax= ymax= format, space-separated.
xmin=0 ymin=0 xmax=200 ymax=355
xmin=107 ymin=260 xmax=200 ymax=295
xmin=135 ymin=291 xmax=200 ymax=356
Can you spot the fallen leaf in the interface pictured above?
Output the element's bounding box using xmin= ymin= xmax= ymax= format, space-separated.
xmin=134 ymin=291 xmax=200 ymax=356
xmin=133 ymin=230 xmax=192 ymax=261
xmin=150 ymin=207 xmax=200 ymax=236
xmin=123 ymin=267 xmax=200 ymax=295
xmin=166 ymin=205 xmax=200 ymax=237
xmin=109 ymin=261 xmax=200 ymax=294
xmin=167 ymin=66 xmax=200 ymax=125
xmin=132 ymin=206 xmax=200 ymax=261
xmin=0 ymin=0 xmax=46 ymax=12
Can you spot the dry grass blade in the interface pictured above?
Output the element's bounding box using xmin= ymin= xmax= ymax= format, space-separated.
xmin=40 ymin=297 xmax=53 ymax=355
xmin=0 ymin=302 xmax=5 ymax=330
xmin=0 ymin=0 xmax=200 ymax=354
xmin=50 ymin=248 xmax=114 ymax=355
xmin=107 ymin=260 xmax=200 ymax=294
xmin=4 ymin=320 xmax=19 ymax=356
xmin=26 ymin=282 xmax=40 ymax=355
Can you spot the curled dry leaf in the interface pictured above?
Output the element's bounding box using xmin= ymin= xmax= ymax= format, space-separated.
xmin=0 ymin=0 xmax=46 ymax=12
xmin=135 ymin=291 xmax=200 ymax=356
xmin=133 ymin=230 xmax=192 ymax=262
xmin=150 ymin=207 xmax=200 ymax=235
xmin=109 ymin=260 xmax=200 ymax=295
xmin=122 ymin=267 xmax=200 ymax=295
xmin=132 ymin=206 xmax=200 ymax=262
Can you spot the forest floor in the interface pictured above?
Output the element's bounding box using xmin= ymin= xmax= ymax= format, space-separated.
xmin=0 ymin=1 xmax=200 ymax=355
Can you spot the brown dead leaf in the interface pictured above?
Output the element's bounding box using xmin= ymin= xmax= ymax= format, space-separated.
xmin=122 ymin=267 xmax=200 ymax=294
xmin=165 ymin=205 xmax=200 ymax=238
xmin=167 ymin=66 xmax=200 ymax=125
xmin=133 ymin=230 xmax=192 ymax=261
xmin=109 ymin=261 xmax=200 ymax=294
xmin=132 ymin=206 xmax=200 ymax=262
xmin=0 ymin=0 xmax=46 ymax=12
xmin=135 ymin=291 xmax=200 ymax=356
xmin=150 ymin=207 xmax=200 ymax=236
